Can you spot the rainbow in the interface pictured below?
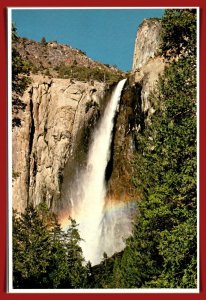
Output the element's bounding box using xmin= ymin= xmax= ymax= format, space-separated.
xmin=59 ymin=197 xmax=137 ymax=231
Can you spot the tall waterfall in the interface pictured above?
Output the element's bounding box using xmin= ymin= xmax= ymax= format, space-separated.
xmin=67 ymin=79 xmax=133 ymax=265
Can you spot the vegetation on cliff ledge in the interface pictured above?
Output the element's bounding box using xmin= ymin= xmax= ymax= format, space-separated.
xmin=55 ymin=62 xmax=124 ymax=84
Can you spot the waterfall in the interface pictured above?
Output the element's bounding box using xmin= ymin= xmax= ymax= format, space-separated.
xmin=67 ymin=79 xmax=130 ymax=265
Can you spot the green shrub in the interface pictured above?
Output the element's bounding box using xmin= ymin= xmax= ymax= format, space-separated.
xmin=56 ymin=63 xmax=123 ymax=84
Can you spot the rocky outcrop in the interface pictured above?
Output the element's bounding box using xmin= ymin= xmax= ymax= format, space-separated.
xmin=106 ymin=83 xmax=142 ymax=203
xmin=132 ymin=56 xmax=165 ymax=120
xmin=106 ymin=19 xmax=165 ymax=203
xmin=132 ymin=19 xmax=162 ymax=70
xmin=12 ymin=75 xmax=108 ymax=212
xmin=15 ymin=37 xmax=121 ymax=77
xmin=132 ymin=19 xmax=165 ymax=120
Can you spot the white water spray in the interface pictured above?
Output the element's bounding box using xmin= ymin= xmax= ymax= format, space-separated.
xmin=70 ymin=79 xmax=128 ymax=264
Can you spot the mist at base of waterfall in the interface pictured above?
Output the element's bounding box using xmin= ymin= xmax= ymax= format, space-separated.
xmin=63 ymin=79 xmax=136 ymax=265
xmin=93 ymin=200 xmax=136 ymax=265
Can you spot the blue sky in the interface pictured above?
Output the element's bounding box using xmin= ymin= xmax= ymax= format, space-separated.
xmin=12 ymin=9 xmax=164 ymax=71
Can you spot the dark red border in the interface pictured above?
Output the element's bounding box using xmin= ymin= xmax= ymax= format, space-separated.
xmin=1 ymin=0 xmax=205 ymax=299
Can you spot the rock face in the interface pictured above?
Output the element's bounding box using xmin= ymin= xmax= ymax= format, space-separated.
xmin=15 ymin=37 xmax=121 ymax=77
xmin=106 ymin=83 xmax=142 ymax=203
xmin=132 ymin=19 xmax=162 ymax=70
xmin=132 ymin=19 xmax=165 ymax=120
xmin=106 ymin=19 xmax=165 ymax=202
xmin=12 ymin=75 xmax=107 ymax=212
xmin=133 ymin=56 xmax=165 ymax=120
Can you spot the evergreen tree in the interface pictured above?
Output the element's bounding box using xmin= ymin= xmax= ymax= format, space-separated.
xmin=160 ymin=9 xmax=196 ymax=58
xmin=13 ymin=205 xmax=53 ymax=288
xmin=12 ymin=23 xmax=31 ymax=127
xmin=13 ymin=205 xmax=87 ymax=289
xmin=40 ymin=37 xmax=47 ymax=46
xmin=61 ymin=218 xmax=87 ymax=288
xmin=87 ymin=252 xmax=120 ymax=288
xmin=12 ymin=24 xmax=31 ymax=94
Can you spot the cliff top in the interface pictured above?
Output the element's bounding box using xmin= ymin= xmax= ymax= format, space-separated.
xmin=138 ymin=17 xmax=161 ymax=28
xmin=13 ymin=36 xmax=125 ymax=83
xmin=132 ymin=18 xmax=162 ymax=71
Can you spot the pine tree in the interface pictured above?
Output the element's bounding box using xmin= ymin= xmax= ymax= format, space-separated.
xmin=13 ymin=205 xmax=53 ymax=288
xmin=12 ymin=205 xmax=87 ymax=289
xmin=40 ymin=37 xmax=47 ymax=46
xmin=61 ymin=218 xmax=87 ymax=288
xmin=12 ymin=24 xmax=31 ymax=127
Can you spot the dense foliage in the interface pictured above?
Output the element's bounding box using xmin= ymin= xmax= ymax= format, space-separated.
xmin=13 ymin=204 xmax=87 ymax=289
xmin=12 ymin=9 xmax=197 ymax=289
xmin=12 ymin=24 xmax=32 ymax=128
xmin=55 ymin=62 xmax=124 ymax=85
xmin=111 ymin=61 xmax=197 ymax=288
xmin=160 ymin=9 xmax=196 ymax=58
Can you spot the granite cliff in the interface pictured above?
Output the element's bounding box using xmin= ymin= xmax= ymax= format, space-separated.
xmin=106 ymin=19 xmax=165 ymax=203
xmin=12 ymin=18 xmax=165 ymax=214
xmin=12 ymin=76 xmax=110 ymax=212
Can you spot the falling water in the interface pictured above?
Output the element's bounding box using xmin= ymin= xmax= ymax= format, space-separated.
xmin=68 ymin=79 xmax=130 ymax=265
